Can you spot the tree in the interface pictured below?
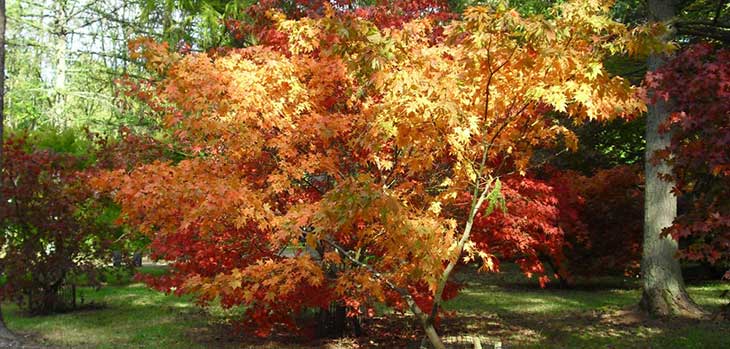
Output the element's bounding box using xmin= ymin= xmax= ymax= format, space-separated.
xmin=138 ymin=0 xmax=257 ymax=49
xmin=648 ymin=43 xmax=730 ymax=281
xmin=469 ymin=172 xmax=578 ymax=287
xmin=223 ymin=0 xmax=455 ymax=49
xmin=0 ymin=0 xmax=15 ymax=342
xmin=4 ymin=0 xmax=182 ymax=132
xmin=6 ymin=0 xmax=125 ymax=129
xmin=0 ymin=132 xmax=123 ymax=314
xmin=639 ymin=0 xmax=706 ymax=317
xmin=97 ymin=1 xmax=649 ymax=347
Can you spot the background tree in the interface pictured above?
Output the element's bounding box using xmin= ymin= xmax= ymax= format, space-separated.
xmin=4 ymin=0 xmax=203 ymax=132
xmin=471 ymin=165 xmax=644 ymax=288
xmin=650 ymin=43 xmax=730 ymax=282
xmin=638 ymin=0 xmax=730 ymax=317
xmin=0 ymin=0 xmax=15 ymax=342
xmin=639 ymin=0 xmax=701 ymax=317
xmin=6 ymin=0 xmax=131 ymax=129
xmin=138 ymin=0 xmax=256 ymax=49
xmin=0 ymin=132 xmax=125 ymax=314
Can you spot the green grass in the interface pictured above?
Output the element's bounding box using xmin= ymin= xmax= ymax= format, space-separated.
xmin=4 ymin=264 xmax=730 ymax=348
xmin=4 ymin=284 xmax=205 ymax=348
xmin=3 ymin=266 xmax=251 ymax=349
xmin=440 ymin=264 xmax=730 ymax=349
xmin=445 ymin=264 xmax=643 ymax=314
xmin=446 ymin=263 xmax=729 ymax=313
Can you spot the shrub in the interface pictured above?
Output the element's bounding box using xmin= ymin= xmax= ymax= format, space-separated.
xmin=0 ymin=134 xmax=120 ymax=314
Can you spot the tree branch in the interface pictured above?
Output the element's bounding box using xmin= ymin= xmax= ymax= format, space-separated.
xmin=713 ymin=0 xmax=727 ymax=25
xmin=320 ymin=238 xmax=434 ymax=328
xmin=676 ymin=26 xmax=730 ymax=43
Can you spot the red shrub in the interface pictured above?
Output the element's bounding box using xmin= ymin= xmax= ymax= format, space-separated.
xmin=0 ymin=135 xmax=118 ymax=313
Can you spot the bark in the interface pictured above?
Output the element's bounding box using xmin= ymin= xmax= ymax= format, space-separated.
xmin=50 ymin=0 xmax=68 ymax=128
xmin=0 ymin=0 xmax=3 ymax=156
xmin=404 ymin=293 xmax=446 ymax=349
xmin=639 ymin=0 xmax=706 ymax=318
xmin=419 ymin=181 xmax=491 ymax=349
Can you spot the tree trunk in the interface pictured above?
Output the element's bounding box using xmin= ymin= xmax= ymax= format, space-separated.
xmin=639 ymin=0 xmax=705 ymax=318
xmin=50 ymin=0 xmax=69 ymax=128
xmin=112 ymin=250 xmax=122 ymax=267
xmin=0 ymin=0 xmax=16 ymax=342
xmin=421 ymin=322 xmax=445 ymax=349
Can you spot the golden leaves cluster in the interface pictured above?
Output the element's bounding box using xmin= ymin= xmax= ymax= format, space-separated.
xmin=112 ymin=0 xmax=650 ymax=303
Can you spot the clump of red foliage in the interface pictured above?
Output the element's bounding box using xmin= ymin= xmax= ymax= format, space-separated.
xmin=224 ymin=0 xmax=454 ymax=49
xmin=471 ymin=165 xmax=643 ymax=287
xmin=556 ymin=166 xmax=644 ymax=280
xmin=0 ymin=135 xmax=113 ymax=314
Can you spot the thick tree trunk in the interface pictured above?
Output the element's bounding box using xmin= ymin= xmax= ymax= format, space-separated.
xmin=640 ymin=0 xmax=705 ymax=318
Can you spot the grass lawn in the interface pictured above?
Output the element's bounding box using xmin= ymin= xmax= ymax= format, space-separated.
xmin=4 ymin=264 xmax=729 ymax=348
xmin=439 ymin=264 xmax=730 ymax=349
xmin=3 ymin=266 xmax=213 ymax=349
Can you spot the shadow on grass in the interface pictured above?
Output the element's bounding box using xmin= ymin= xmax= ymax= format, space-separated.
xmin=5 ymin=283 xmax=210 ymax=349
xmin=5 ymin=264 xmax=729 ymax=349
xmin=6 ymin=282 xmax=335 ymax=349
xmin=463 ymin=309 xmax=730 ymax=349
xmin=439 ymin=300 xmax=730 ymax=349
xmin=436 ymin=265 xmax=730 ymax=349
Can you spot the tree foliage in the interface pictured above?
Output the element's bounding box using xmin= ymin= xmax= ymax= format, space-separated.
xmin=470 ymin=173 xmax=577 ymax=287
xmin=96 ymin=0 xmax=651 ymax=345
xmin=472 ymin=165 xmax=643 ymax=287
xmin=647 ymin=43 xmax=730 ymax=279
xmin=223 ymin=0 xmax=455 ymax=49
xmin=557 ymin=165 xmax=644 ymax=279
xmin=0 ymin=134 xmax=119 ymax=314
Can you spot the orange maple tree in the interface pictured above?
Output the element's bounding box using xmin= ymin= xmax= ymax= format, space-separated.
xmin=96 ymin=1 xmax=654 ymax=346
